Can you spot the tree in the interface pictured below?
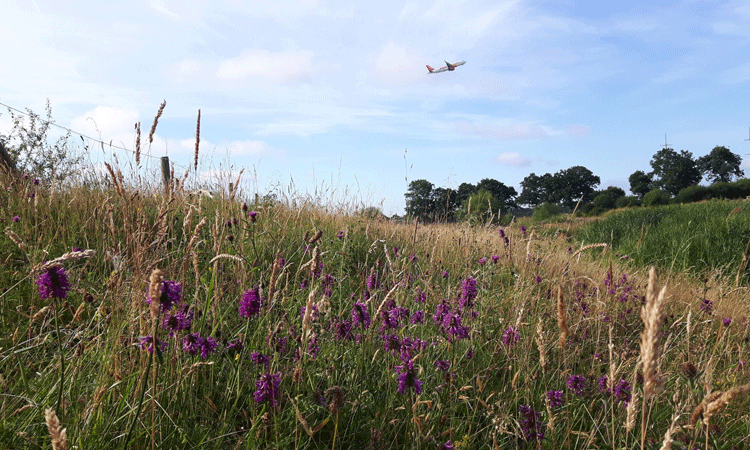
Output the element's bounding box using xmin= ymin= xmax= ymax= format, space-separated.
xmin=3 ymin=100 xmax=83 ymax=183
xmin=649 ymin=148 xmax=701 ymax=196
xmin=456 ymin=182 xmax=476 ymax=205
xmin=697 ymin=145 xmax=745 ymax=184
xmin=476 ymin=178 xmax=518 ymax=212
xmin=551 ymin=166 xmax=600 ymax=209
xmin=592 ymin=186 xmax=626 ymax=211
xmin=404 ymin=179 xmax=435 ymax=221
xmin=457 ymin=189 xmax=500 ymax=225
xmin=518 ymin=173 xmax=549 ymax=207
xmin=628 ymin=170 xmax=653 ymax=198
xmin=430 ymin=187 xmax=459 ymax=222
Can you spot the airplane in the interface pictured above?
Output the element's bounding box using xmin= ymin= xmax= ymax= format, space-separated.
xmin=426 ymin=60 xmax=466 ymax=74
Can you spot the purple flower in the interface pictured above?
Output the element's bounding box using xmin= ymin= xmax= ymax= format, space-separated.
xmin=242 ymin=202 xmax=248 ymax=212
xmin=491 ymin=254 xmax=499 ymax=263
xmin=442 ymin=270 xmax=449 ymax=278
xmin=396 ymin=357 xmax=422 ymax=395
xmin=409 ymin=253 xmax=418 ymax=263
xmin=254 ymin=372 xmax=281 ymax=406
xmin=32 ymin=179 xmax=39 ymax=186
xmin=438 ymin=441 xmax=454 ymax=450
xmin=410 ymin=310 xmax=425 ymax=324
xmin=146 ymin=280 xmax=182 ymax=312
xmin=337 ymin=230 xmax=344 ymax=239
xmin=239 ymin=286 xmax=263 ymax=318
xmin=567 ymin=375 xmax=587 ymax=396
xmin=520 ymin=225 xmax=527 ymax=236
xmin=226 ymin=339 xmax=243 ymax=353
xmin=443 ymin=313 xmax=470 ymax=341
xmin=37 ymin=265 xmax=71 ymax=300
xmin=366 ymin=271 xmax=379 ymax=290
xmin=546 ymin=390 xmax=564 ymax=408
xmin=138 ymin=335 xmax=167 ymax=354
xmin=723 ymin=317 xmax=732 ymax=327
xmin=351 ymin=301 xmax=371 ymax=328
xmin=435 ymin=359 xmax=450 ymax=372
xmin=502 ymin=326 xmax=520 ymax=348
xmin=414 ymin=289 xmax=426 ymax=303
xmin=334 ymin=318 xmax=354 ymax=340
xmin=477 ymin=257 xmax=487 ymax=265
xmin=248 ymin=211 xmax=258 ymax=223
xmin=162 ymin=307 xmax=193 ymax=337
xmin=614 ymin=379 xmax=632 ymax=406
xmin=498 ymin=229 xmax=505 ymax=238
xmin=12 ymin=215 xmax=20 ymax=223
xmin=534 ymin=275 xmax=542 ymax=284
xmin=182 ymin=333 xmax=218 ymax=359
xmin=701 ymin=298 xmax=713 ymax=315
xmin=598 ymin=376 xmax=611 ymax=395
xmin=251 ymin=351 xmax=270 ymax=367
xmin=518 ymin=404 xmax=544 ymax=442
xmin=459 ymin=277 xmax=477 ymax=308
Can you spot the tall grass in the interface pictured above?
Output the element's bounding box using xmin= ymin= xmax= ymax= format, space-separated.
xmin=576 ymin=200 xmax=750 ymax=280
xmin=2 ymin=136 xmax=750 ymax=448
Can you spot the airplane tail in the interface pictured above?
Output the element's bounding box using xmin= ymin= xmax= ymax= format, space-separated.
xmin=426 ymin=65 xmax=434 ymax=73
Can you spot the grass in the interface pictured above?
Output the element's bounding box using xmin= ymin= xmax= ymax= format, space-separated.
xmin=3 ymin=147 xmax=750 ymax=448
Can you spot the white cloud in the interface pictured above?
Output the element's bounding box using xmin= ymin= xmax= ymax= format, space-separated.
xmin=494 ymin=152 xmax=531 ymax=167
xmin=70 ymin=106 xmax=140 ymax=138
xmin=372 ymin=42 xmax=428 ymax=85
xmin=216 ymin=49 xmax=316 ymax=84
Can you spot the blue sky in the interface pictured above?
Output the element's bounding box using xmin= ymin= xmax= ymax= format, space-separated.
xmin=2 ymin=0 xmax=749 ymax=214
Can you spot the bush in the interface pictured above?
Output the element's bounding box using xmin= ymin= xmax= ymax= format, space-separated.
xmin=532 ymin=202 xmax=561 ymax=222
xmin=616 ymin=196 xmax=640 ymax=208
xmin=642 ymin=189 xmax=671 ymax=207
xmin=674 ymin=185 xmax=712 ymax=204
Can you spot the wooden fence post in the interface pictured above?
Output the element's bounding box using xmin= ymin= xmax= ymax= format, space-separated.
xmin=161 ymin=156 xmax=171 ymax=193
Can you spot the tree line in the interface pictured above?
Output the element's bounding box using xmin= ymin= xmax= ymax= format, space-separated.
xmin=404 ymin=145 xmax=746 ymax=222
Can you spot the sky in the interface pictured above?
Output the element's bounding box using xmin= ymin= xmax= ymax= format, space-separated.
xmin=1 ymin=0 xmax=749 ymax=215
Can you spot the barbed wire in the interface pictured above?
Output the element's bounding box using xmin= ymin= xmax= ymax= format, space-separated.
xmin=0 ymin=99 xmax=209 ymax=176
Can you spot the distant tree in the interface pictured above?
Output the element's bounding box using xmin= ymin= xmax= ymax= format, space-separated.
xmin=592 ymin=186 xmax=626 ymax=211
xmin=518 ymin=173 xmax=549 ymax=207
xmin=457 ymin=189 xmax=500 ymax=225
xmin=628 ymin=170 xmax=653 ymax=198
xmin=650 ymin=148 xmax=702 ymax=196
xmin=697 ymin=145 xmax=745 ymax=184
xmin=430 ymin=187 xmax=459 ymax=222
xmin=404 ymin=179 xmax=435 ymax=221
xmin=550 ymin=166 xmax=601 ymax=209
xmin=476 ymin=178 xmax=518 ymax=212
xmin=642 ymin=189 xmax=671 ymax=207
xmin=359 ymin=206 xmax=387 ymax=221
xmin=456 ymin=182 xmax=476 ymax=205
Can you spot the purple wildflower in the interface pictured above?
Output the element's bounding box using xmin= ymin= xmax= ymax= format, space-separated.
xmin=435 ymin=359 xmax=450 ymax=372
xmin=518 ymin=404 xmax=544 ymax=442
xmin=502 ymin=326 xmax=519 ymax=348
xmin=460 ymin=277 xmax=478 ymax=308
xmin=439 ymin=441 xmax=455 ymax=450
xmin=701 ymin=298 xmax=713 ymax=315
xmin=498 ymin=229 xmax=505 ymax=238
xmin=162 ymin=307 xmax=193 ymax=337
xmin=251 ymin=351 xmax=270 ymax=367
xmin=491 ymin=254 xmax=499 ymax=263
xmin=442 ymin=270 xmax=449 ymax=278
xmin=337 ymin=230 xmax=344 ymax=239
xmin=254 ymin=372 xmax=282 ymax=406
xmin=414 ymin=288 xmax=426 ymax=303
xmin=546 ymin=390 xmax=564 ymax=408
xmin=351 ymin=301 xmax=371 ymax=328
xmin=520 ymin=225 xmax=527 ymax=236
xmin=226 ymin=339 xmax=243 ymax=353
xmin=598 ymin=376 xmax=611 ymax=395
xmin=335 ymin=318 xmax=354 ymax=340
xmin=477 ymin=257 xmax=487 ymax=265
xmin=138 ymin=335 xmax=167 ymax=354
xmin=146 ymin=280 xmax=182 ymax=312
xmin=723 ymin=317 xmax=732 ymax=327
xmin=239 ymin=286 xmax=263 ymax=318
xmin=443 ymin=313 xmax=470 ymax=341
xmin=395 ymin=357 xmax=422 ymax=395
xmin=567 ymin=375 xmax=587 ymax=396
xmin=242 ymin=202 xmax=248 ymax=212
xmin=367 ymin=271 xmax=379 ymax=290
xmin=248 ymin=211 xmax=258 ymax=222
xmin=182 ymin=333 xmax=218 ymax=358
xmin=613 ymin=379 xmax=632 ymax=406
xmin=37 ymin=265 xmax=70 ymax=300
xmin=410 ymin=310 xmax=425 ymax=324
xmin=12 ymin=215 xmax=20 ymax=222
xmin=382 ymin=334 xmax=402 ymax=354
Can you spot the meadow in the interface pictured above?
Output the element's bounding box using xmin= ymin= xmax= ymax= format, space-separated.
xmin=2 ymin=158 xmax=750 ymax=449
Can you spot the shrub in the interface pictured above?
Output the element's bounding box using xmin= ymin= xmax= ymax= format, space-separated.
xmin=616 ymin=196 xmax=640 ymax=208
xmin=532 ymin=202 xmax=561 ymax=222
xmin=674 ymin=185 xmax=712 ymax=204
xmin=642 ymin=189 xmax=671 ymax=207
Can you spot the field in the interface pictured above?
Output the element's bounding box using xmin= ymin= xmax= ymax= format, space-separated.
xmin=3 ymin=165 xmax=750 ymax=450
